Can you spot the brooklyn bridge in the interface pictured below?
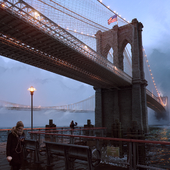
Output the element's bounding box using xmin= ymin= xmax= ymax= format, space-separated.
xmin=0 ymin=0 xmax=168 ymax=134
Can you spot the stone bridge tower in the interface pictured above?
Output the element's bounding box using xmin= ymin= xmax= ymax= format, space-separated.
xmin=95 ymin=19 xmax=148 ymax=136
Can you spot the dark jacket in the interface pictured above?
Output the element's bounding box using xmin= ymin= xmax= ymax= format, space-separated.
xmin=70 ymin=121 xmax=75 ymax=129
xmin=6 ymin=129 xmax=25 ymax=166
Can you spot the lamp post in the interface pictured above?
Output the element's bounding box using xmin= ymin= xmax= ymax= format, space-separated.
xmin=28 ymin=86 xmax=36 ymax=131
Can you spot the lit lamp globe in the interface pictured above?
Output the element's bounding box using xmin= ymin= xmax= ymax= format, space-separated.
xmin=28 ymin=86 xmax=36 ymax=95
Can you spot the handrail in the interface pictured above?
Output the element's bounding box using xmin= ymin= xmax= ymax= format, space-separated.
xmin=0 ymin=126 xmax=106 ymax=132
xmin=30 ymin=127 xmax=107 ymax=133
xmin=28 ymin=131 xmax=170 ymax=145
xmin=0 ymin=127 xmax=70 ymax=131
xmin=146 ymin=89 xmax=165 ymax=107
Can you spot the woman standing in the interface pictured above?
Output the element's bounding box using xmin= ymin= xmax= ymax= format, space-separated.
xmin=6 ymin=121 xmax=25 ymax=170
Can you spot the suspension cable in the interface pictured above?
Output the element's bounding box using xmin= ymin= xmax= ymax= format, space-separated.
xmin=37 ymin=0 xmax=108 ymax=31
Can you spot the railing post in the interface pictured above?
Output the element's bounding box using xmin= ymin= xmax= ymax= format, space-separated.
xmin=55 ymin=131 xmax=58 ymax=142
xmin=79 ymin=127 xmax=81 ymax=142
xmin=133 ymin=142 xmax=137 ymax=170
xmin=102 ymin=128 xmax=104 ymax=137
xmin=46 ymin=143 xmax=51 ymax=166
xmin=79 ymin=127 xmax=81 ymax=135
xmin=96 ymin=139 xmax=100 ymax=152
xmin=128 ymin=142 xmax=133 ymax=170
xmin=50 ymin=134 xmax=53 ymax=142
xmin=70 ymin=135 xmax=74 ymax=144
xmin=61 ymin=128 xmax=63 ymax=143
xmin=38 ymin=129 xmax=40 ymax=143
xmin=38 ymin=133 xmax=40 ymax=144
xmin=35 ymin=140 xmax=40 ymax=163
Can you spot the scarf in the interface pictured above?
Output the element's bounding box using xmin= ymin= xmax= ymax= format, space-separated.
xmin=11 ymin=126 xmax=24 ymax=154
xmin=11 ymin=126 xmax=24 ymax=137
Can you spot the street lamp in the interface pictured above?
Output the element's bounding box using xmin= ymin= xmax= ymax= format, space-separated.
xmin=28 ymin=86 xmax=36 ymax=131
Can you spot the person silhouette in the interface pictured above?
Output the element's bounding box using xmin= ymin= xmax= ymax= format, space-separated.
xmin=6 ymin=121 xmax=25 ymax=170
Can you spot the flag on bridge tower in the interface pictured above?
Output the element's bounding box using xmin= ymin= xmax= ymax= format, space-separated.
xmin=108 ymin=14 xmax=117 ymax=25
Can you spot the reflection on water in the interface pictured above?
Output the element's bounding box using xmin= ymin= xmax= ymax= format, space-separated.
xmin=146 ymin=126 xmax=170 ymax=169
xmin=148 ymin=126 xmax=170 ymax=141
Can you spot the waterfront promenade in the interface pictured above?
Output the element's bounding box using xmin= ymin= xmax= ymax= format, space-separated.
xmin=1 ymin=126 xmax=170 ymax=169
xmin=0 ymin=142 xmax=127 ymax=170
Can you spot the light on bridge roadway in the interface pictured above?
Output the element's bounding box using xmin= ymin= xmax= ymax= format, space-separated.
xmin=1 ymin=2 xmax=5 ymax=7
xmin=34 ymin=11 xmax=40 ymax=19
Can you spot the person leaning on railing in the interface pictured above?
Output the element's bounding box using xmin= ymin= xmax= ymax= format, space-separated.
xmin=6 ymin=121 xmax=25 ymax=170
xmin=70 ymin=120 xmax=78 ymax=129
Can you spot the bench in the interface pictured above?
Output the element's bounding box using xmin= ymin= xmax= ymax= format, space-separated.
xmin=23 ymin=139 xmax=40 ymax=163
xmin=44 ymin=141 xmax=101 ymax=170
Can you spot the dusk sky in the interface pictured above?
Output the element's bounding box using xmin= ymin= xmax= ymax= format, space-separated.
xmin=0 ymin=0 xmax=170 ymax=127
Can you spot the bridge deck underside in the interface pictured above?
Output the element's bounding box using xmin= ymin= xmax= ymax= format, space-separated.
xmin=0 ymin=7 xmax=131 ymax=88
xmin=0 ymin=6 xmax=165 ymax=112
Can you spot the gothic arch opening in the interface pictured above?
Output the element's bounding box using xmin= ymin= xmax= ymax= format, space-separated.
xmin=107 ymin=47 xmax=114 ymax=64
xmin=103 ymin=43 xmax=114 ymax=64
xmin=123 ymin=43 xmax=132 ymax=77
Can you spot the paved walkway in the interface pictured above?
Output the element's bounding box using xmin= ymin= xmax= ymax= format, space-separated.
xmin=0 ymin=142 xmax=127 ymax=170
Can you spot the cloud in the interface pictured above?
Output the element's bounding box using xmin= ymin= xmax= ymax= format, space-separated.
xmin=0 ymin=108 xmax=95 ymax=128
xmin=148 ymin=49 xmax=170 ymax=94
xmin=0 ymin=56 xmax=95 ymax=107
xmin=146 ymin=48 xmax=170 ymax=124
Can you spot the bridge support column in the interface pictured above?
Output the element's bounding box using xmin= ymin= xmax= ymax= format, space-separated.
xmin=119 ymin=87 xmax=132 ymax=132
xmin=141 ymin=81 xmax=148 ymax=133
xmin=95 ymin=85 xmax=148 ymax=136
xmin=95 ymin=87 xmax=140 ymax=136
xmin=94 ymin=88 xmax=120 ymax=136
xmin=131 ymin=19 xmax=148 ymax=133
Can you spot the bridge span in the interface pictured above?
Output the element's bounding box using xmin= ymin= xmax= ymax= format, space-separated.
xmin=0 ymin=0 xmax=165 ymax=112
xmin=0 ymin=0 xmax=131 ymax=88
xmin=0 ymin=0 xmax=167 ymax=134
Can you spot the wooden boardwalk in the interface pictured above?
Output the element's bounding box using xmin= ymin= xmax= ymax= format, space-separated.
xmin=0 ymin=142 xmax=127 ymax=170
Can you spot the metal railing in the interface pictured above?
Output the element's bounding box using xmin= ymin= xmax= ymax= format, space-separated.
xmin=146 ymin=89 xmax=160 ymax=103
xmin=2 ymin=126 xmax=169 ymax=169
xmin=0 ymin=127 xmax=70 ymax=142
xmin=29 ymin=127 xmax=107 ymax=145
xmin=28 ymin=130 xmax=170 ymax=170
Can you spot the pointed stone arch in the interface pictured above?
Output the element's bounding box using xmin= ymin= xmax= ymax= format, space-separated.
xmin=95 ymin=18 xmax=148 ymax=134
xmin=96 ymin=27 xmax=118 ymax=65
xmin=123 ymin=42 xmax=132 ymax=76
xmin=102 ymin=43 xmax=112 ymax=58
xmin=107 ymin=47 xmax=114 ymax=64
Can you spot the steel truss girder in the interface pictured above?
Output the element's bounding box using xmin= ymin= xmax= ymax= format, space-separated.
xmin=0 ymin=0 xmax=132 ymax=87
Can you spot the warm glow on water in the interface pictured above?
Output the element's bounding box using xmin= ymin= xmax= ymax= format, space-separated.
xmin=148 ymin=126 xmax=170 ymax=169
xmin=159 ymin=128 xmax=168 ymax=140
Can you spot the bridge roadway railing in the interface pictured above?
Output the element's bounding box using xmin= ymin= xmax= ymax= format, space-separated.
xmin=146 ymin=89 xmax=160 ymax=103
xmin=29 ymin=130 xmax=170 ymax=170
xmin=146 ymin=89 xmax=166 ymax=108
xmin=1 ymin=0 xmax=131 ymax=84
